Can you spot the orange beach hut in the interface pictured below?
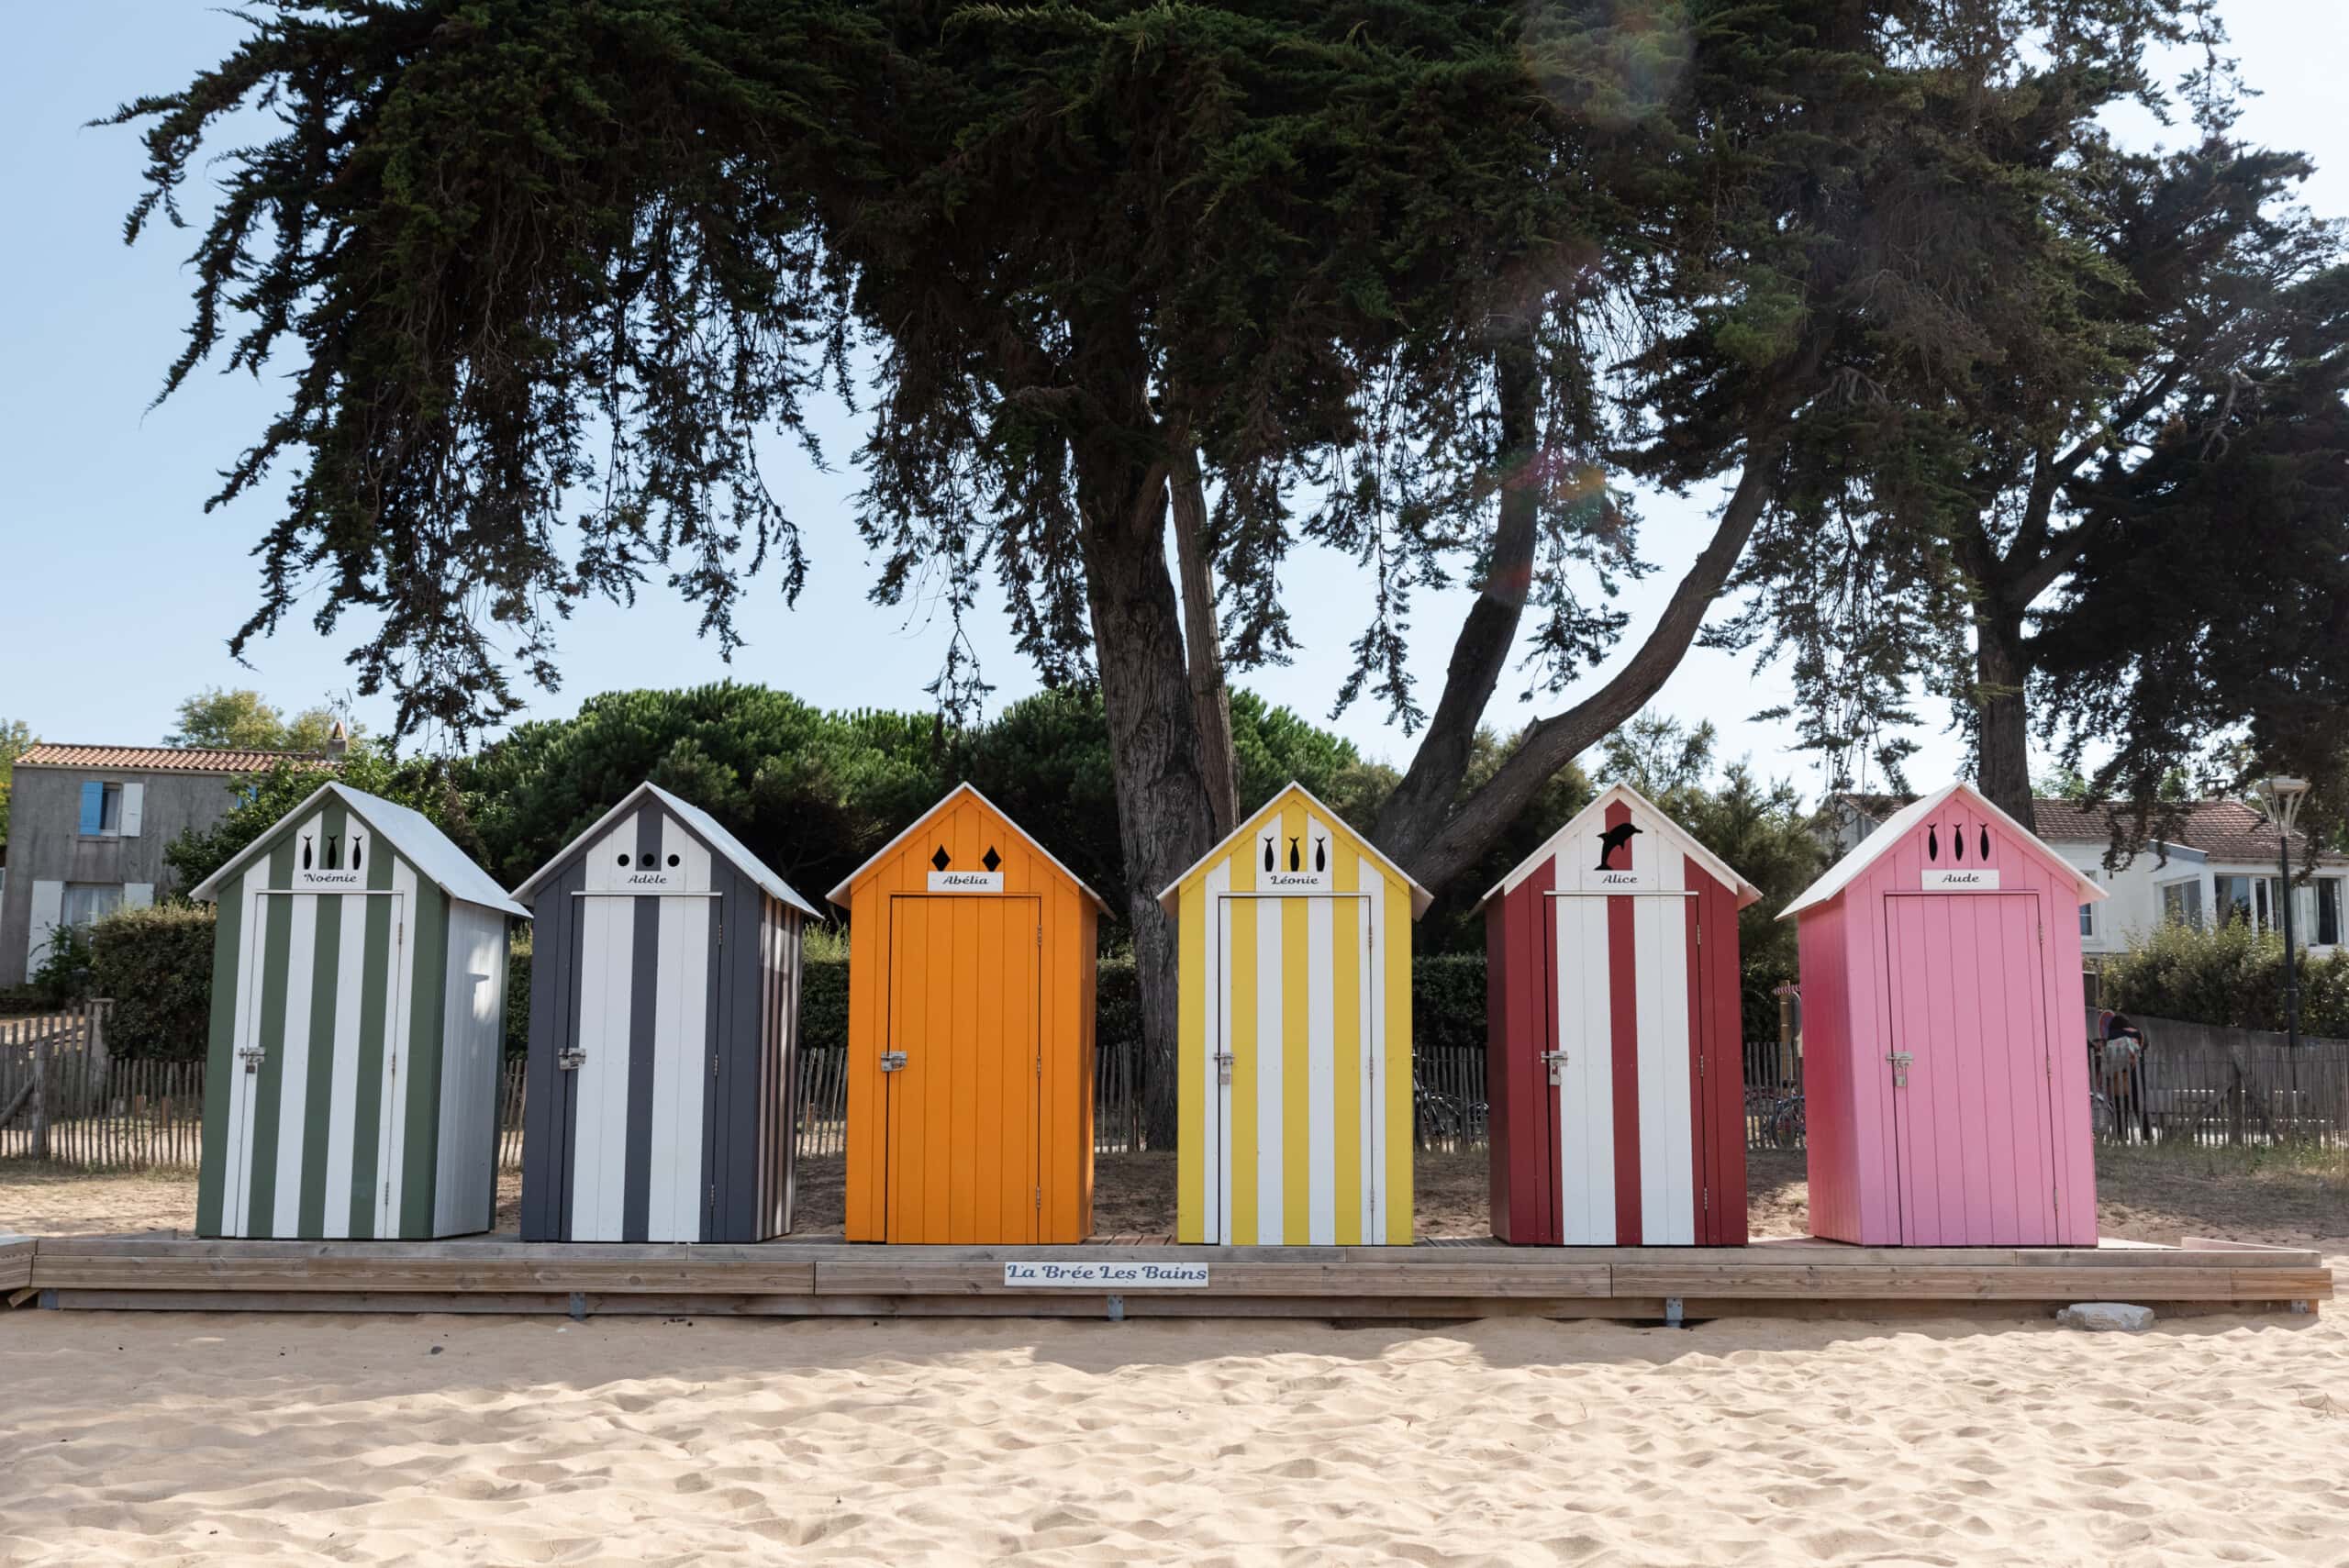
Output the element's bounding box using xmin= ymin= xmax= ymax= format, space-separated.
xmin=829 ymin=784 xmax=1108 ymax=1243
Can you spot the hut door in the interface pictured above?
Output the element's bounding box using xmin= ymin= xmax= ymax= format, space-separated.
xmin=1209 ymin=895 xmax=1379 ymax=1246
xmin=558 ymin=816 xmax=723 ymax=1244
xmin=1543 ymin=890 xmax=1706 ymax=1245
xmin=220 ymin=888 xmax=406 ymax=1240
xmin=1883 ymin=895 xmax=2061 ymax=1245
xmin=883 ymin=895 xmax=1042 ymax=1244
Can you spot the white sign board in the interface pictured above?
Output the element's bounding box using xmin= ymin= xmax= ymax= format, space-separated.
xmin=929 ymin=870 xmax=1005 ymax=892
xmin=293 ymin=869 xmax=367 ymax=892
xmin=612 ymin=870 xmax=681 ymax=894
xmin=1921 ymin=869 xmax=2001 ymax=891
xmin=1262 ymin=870 xmax=1330 ymax=892
xmin=1002 ymin=1260 xmax=1210 ymax=1289
xmin=1590 ymin=867 xmax=1656 ymax=892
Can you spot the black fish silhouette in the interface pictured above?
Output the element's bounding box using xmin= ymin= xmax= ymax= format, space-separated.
xmin=1287 ymin=836 xmax=1301 ymax=873
xmin=301 ymin=834 xmax=313 ymax=870
xmin=1927 ymin=825 xmax=1939 ymax=862
xmin=1263 ymin=835 xmax=1275 ymax=873
xmin=350 ymin=835 xmax=363 ymax=871
xmin=1314 ymin=835 xmax=1327 ymax=873
xmin=1596 ymin=822 xmax=1643 ymax=871
xmin=1954 ymin=824 xmax=1965 ymax=862
xmin=1979 ymin=825 xmax=1990 ymax=862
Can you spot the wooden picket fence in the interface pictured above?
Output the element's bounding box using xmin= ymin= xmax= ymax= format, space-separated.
xmin=0 ymin=1004 xmax=209 ymax=1169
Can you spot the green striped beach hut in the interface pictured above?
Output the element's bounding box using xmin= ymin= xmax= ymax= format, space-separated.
xmin=190 ymin=783 xmax=528 ymax=1240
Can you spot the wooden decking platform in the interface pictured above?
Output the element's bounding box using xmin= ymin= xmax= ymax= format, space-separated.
xmin=3 ymin=1233 xmax=2329 ymax=1322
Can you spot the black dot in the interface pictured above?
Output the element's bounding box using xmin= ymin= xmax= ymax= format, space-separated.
xmin=617 ymin=852 xmax=629 ymax=866
xmin=667 ymin=853 xmax=680 ymax=867
xmin=640 ymin=852 xmax=657 ymax=867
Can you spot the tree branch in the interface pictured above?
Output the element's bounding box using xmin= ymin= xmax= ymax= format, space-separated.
xmin=1397 ymin=430 xmax=1787 ymax=896
xmin=1371 ymin=327 xmax=1541 ymax=862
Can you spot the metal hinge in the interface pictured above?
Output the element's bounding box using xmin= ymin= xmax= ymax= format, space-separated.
xmin=1696 ymin=922 xmax=1702 ymax=947
xmin=395 ymin=921 xmax=404 ymax=948
xmin=712 ymin=1051 xmax=719 ymax=1079
xmin=1034 ymin=1187 xmax=1041 ymax=1210
xmin=1703 ymin=1185 xmax=1709 ymax=1212
xmin=1035 ymin=926 xmax=1041 ymax=947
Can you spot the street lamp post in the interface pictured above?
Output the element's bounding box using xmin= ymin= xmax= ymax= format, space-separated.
xmin=2257 ymin=777 xmax=2310 ymax=1062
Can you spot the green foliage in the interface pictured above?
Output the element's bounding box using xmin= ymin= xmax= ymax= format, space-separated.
xmin=506 ymin=932 xmax=532 ymax=1060
xmin=167 ymin=687 xmax=355 ymax=753
xmin=163 ymin=751 xmax=478 ymax=894
xmin=2100 ymin=917 xmax=2349 ymax=1040
xmin=1411 ymin=953 xmax=1489 ymax=1060
xmin=32 ymin=923 xmax=96 ymax=1007
xmin=89 ymin=904 xmax=218 ymax=1058
xmin=0 ymin=716 xmax=30 ymax=843
xmin=451 ymin=681 xmax=1402 ymax=921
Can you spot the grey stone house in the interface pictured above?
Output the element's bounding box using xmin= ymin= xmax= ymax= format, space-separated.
xmin=0 ymin=742 xmax=326 ymax=984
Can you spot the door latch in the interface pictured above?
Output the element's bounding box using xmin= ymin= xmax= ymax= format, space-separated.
xmin=557 ymin=1047 xmax=587 ymax=1071
xmin=1540 ymin=1049 xmax=1568 ymax=1085
xmin=236 ymin=1044 xmax=267 ymax=1074
xmin=1887 ymin=1050 xmax=1913 ymax=1087
xmin=880 ymin=1051 xmax=908 ymax=1073
xmin=1214 ymin=1052 xmax=1234 ymax=1085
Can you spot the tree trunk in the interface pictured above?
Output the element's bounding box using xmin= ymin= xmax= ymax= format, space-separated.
xmin=1169 ymin=444 xmax=1241 ymax=837
xmin=1372 ymin=327 xmax=1542 ymax=862
xmin=1074 ymin=434 xmax=1217 ymax=1152
xmin=1973 ymin=598 xmax=2035 ymax=830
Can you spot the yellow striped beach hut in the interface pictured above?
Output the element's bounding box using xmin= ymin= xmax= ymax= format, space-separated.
xmin=1158 ymin=782 xmax=1431 ymax=1245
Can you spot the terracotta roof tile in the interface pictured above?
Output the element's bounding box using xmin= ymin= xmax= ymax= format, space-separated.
xmin=15 ymin=743 xmax=322 ymax=774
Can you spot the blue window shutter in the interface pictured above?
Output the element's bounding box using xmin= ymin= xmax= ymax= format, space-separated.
xmin=78 ymin=781 xmax=104 ymax=835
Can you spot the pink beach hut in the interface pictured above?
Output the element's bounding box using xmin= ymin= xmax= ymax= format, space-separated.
xmin=1781 ymin=782 xmax=2105 ymax=1246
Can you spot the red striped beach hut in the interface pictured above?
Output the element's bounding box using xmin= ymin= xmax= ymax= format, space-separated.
xmin=1782 ymin=781 xmax=2103 ymax=1246
xmin=1481 ymin=784 xmax=1760 ymax=1245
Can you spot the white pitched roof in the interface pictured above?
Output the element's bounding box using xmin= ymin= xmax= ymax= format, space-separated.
xmin=189 ymin=782 xmax=529 ymax=918
xmin=1154 ymin=781 xmax=1434 ymax=919
xmin=511 ymin=782 xmax=821 ymax=917
xmin=824 ymin=782 xmax=1110 ymax=912
xmin=1779 ymin=779 xmax=2108 ymax=921
xmin=1478 ymin=783 xmax=1764 ymax=909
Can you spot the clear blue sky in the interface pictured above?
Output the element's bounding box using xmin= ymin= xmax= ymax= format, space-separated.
xmin=5 ymin=5 xmax=2343 ymax=798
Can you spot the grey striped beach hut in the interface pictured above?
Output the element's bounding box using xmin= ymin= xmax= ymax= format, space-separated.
xmin=515 ymin=783 xmax=819 ymax=1243
xmin=192 ymin=783 xmax=527 ymax=1240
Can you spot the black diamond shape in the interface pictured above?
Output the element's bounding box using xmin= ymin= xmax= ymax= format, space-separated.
xmin=982 ymin=846 xmax=1002 ymax=873
xmin=931 ymin=845 xmax=952 ymax=872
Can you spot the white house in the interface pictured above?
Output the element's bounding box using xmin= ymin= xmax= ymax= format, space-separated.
xmin=1822 ymin=793 xmax=2347 ymax=960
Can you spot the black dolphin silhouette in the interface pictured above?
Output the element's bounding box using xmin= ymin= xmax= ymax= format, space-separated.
xmin=1596 ymin=822 xmax=1643 ymax=870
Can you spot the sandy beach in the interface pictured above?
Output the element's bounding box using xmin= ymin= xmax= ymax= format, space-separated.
xmin=3 ymin=1151 xmax=2343 ymax=1565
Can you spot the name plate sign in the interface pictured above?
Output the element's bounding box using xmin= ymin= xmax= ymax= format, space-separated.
xmin=1262 ymin=870 xmax=1330 ymax=892
xmin=613 ymin=870 xmax=680 ymax=894
xmin=1592 ymin=868 xmax=1656 ymax=891
xmin=929 ymin=871 xmax=1004 ymax=892
xmin=1922 ymin=869 xmax=2000 ymax=890
xmin=293 ymin=869 xmax=366 ymax=891
xmin=1002 ymin=1261 xmax=1210 ymax=1289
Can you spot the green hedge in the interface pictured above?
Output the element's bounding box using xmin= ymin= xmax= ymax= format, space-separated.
xmin=76 ymin=919 xmax=1510 ymax=1060
xmin=90 ymin=904 xmax=218 ymax=1059
xmin=2100 ymin=917 xmax=2349 ymax=1038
